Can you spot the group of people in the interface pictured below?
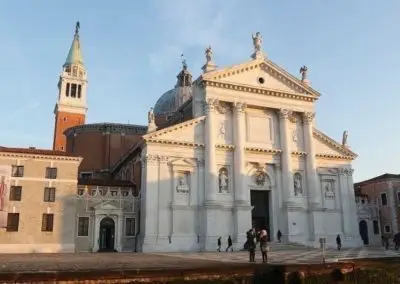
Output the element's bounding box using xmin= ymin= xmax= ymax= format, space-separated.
xmin=246 ymin=228 xmax=269 ymax=263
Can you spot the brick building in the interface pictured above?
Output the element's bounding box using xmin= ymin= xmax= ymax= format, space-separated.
xmin=354 ymin=173 xmax=400 ymax=243
xmin=0 ymin=147 xmax=82 ymax=253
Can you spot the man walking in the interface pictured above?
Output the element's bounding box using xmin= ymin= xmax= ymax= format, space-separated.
xmin=217 ymin=237 xmax=222 ymax=252
xmin=226 ymin=235 xmax=233 ymax=252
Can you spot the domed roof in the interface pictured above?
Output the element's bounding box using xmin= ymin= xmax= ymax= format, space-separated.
xmin=154 ymin=89 xmax=177 ymax=114
xmin=153 ymin=63 xmax=193 ymax=115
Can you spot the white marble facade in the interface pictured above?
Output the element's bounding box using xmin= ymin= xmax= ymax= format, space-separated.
xmin=137 ymin=36 xmax=362 ymax=252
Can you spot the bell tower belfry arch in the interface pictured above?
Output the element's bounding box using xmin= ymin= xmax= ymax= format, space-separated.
xmin=53 ymin=22 xmax=88 ymax=151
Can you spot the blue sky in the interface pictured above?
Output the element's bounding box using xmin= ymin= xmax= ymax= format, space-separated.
xmin=1 ymin=0 xmax=399 ymax=182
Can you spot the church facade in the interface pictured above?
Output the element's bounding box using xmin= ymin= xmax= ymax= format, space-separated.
xmin=112 ymin=35 xmax=362 ymax=252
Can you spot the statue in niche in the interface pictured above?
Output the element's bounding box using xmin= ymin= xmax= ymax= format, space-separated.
xmin=218 ymin=168 xmax=229 ymax=193
xmin=219 ymin=121 xmax=226 ymax=138
xmin=253 ymin=170 xmax=267 ymax=186
xmin=176 ymin=174 xmax=189 ymax=194
xmin=324 ymin=181 xmax=334 ymax=199
xmin=293 ymin=173 xmax=303 ymax=196
xmin=342 ymin=130 xmax=348 ymax=147
xmin=292 ymin=130 xmax=298 ymax=143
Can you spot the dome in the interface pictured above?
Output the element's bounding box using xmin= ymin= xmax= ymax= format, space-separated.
xmin=153 ymin=65 xmax=193 ymax=115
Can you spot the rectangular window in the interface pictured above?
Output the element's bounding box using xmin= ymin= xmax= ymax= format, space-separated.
xmin=381 ymin=193 xmax=388 ymax=206
xmin=125 ymin=218 xmax=135 ymax=236
xmin=6 ymin=213 xmax=19 ymax=232
xmin=11 ymin=166 xmax=24 ymax=177
xmin=77 ymin=217 xmax=89 ymax=236
xmin=373 ymin=220 xmax=380 ymax=234
xmin=44 ymin=187 xmax=56 ymax=202
xmin=80 ymin=172 xmax=92 ymax=179
xmin=77 ymin=84 xmax=82 ymax=98
xmin=70 ymin=83 xmax=77 ymax=98
xmin=384 ymin=224 xmax=391 ymax=233
xmin=41 ymin=214 xmax=54 ymax=232
xmin=9 ymin=186 xmax=22 ymax=201
xmin=45 ymin=167 xmax=58 ymax=179
xmin=397 ymin=192 xmax=400 ymax=204
xmin=65 ymin=83 xmax=70 ymax=97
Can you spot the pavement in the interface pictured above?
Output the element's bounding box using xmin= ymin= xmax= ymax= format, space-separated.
xmin=0 ymin=245 xmax=398 ymax=274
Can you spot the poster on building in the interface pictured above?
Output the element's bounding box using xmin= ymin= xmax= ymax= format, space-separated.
xmin=0 ymin=165 xmax=11 ymax=228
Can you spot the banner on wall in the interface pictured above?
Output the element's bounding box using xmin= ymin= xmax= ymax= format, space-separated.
xmin=0 ymin=165 xmax=11 ymax=228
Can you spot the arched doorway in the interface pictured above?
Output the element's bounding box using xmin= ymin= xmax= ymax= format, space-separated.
xmin=359 ymin=220 xmax=369 ymax=245
xmin=99 ymin=217 xmax=115 ymax=252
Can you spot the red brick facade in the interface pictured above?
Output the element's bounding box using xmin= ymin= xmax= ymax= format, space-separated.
xmin=53 ymin=111 xmax=85 ymax=152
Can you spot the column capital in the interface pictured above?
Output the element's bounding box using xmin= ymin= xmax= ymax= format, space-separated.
xmin=204 ymin=98 xmax=217 ymax=114
xmin=233 ymin=101 xmax=247 ymax=113
xmin=278 ymin=108 xmax=292 ymax=120
xmin=302 ymin=112 xmax=316 ymax=124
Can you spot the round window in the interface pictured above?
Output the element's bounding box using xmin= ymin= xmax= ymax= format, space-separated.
xmin=258 ymin=77 xmax=265 ymax=84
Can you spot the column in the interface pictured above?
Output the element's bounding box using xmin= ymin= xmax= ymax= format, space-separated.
xmin=278 ymin=109 xmax=294 ymax=203
xmin=346 ymin=169 xmax=363 ymax=243
xmin=93 ymin=214 xmax=100 ymax=251
xmin=233 ymin=102 xmax=247 ymax=203
xmin=204 ymin=99 xmax=217 ymax=202
xmin=302 ymin=112 xmax=319 ymax=205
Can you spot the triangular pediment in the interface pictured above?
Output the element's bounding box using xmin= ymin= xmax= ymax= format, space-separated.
xmin=313 ymin=128 xmax=357 ymax=159
xmin=201 ymin=58 xmax=320 ymax=98
xmin=169 ymin=157 xmax=197 ymax=167
xmin=143 ymin=116 xmax=205 ymax=145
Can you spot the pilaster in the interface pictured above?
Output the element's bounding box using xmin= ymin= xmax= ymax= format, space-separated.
xmin=388 ymin=181 xmax=399 ymax=234
xmin=233 ymin=101 xmax=248 ymax=204
xmin=302 ymin=112 xmax=319 ymax=206
xmin=204 ymin=99 xmax=217 ymax=202
xmin=278 ymin=109 xmax=294 ymax=204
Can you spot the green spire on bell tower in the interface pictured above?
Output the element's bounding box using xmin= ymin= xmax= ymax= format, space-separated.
xmin=64 ymin=21 xmax=84 ymax=67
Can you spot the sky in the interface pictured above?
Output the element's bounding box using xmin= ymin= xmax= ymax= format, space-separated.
xmin=1 ymin=0 xmax=400 ymax=182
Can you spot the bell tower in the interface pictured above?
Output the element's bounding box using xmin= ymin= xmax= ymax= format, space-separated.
xmin=53 ymin=22 xmax=88 ymax=151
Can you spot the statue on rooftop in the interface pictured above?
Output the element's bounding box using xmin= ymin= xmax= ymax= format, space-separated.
xmin=148 ymin=107 xmax=155 ymax=124
xmin=205 ymin=46 xmax=213 ymax=63
xmin=75 ymin=21 xmax=80 ymax=35
xmin=300 ymin=65 xmax=308 ymax=81
xmin=342 ymin=130 xmax=348 ymax=147
xmin=252 ymin=32 xmax=263 ymax=53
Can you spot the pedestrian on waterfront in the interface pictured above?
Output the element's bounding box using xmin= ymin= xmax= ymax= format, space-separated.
xmin=247 ymin=228 xmax=256 ymax=262
xmin=217 ymin=237 xmax=221 ymax=252
xmin=394 ymin=232 xmax=400 ymax=250
xmin=277 ymin=230 xmax=282 ymax=243
xmin=336 ymin=234 xmax=342 ymax=250
xmin=259 ymin=229 xmax=269 ymax=263
xmin=226 ymin=235 xmax=233 ymax=252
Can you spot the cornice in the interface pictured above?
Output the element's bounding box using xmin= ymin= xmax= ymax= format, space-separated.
xmin=245 ymin=147 xmax=282 ymax=154
xmin=313 ymin=128 xmax=357 ymax=158
xmin=143 ymin=116 xmax=205 ymax=140
xmin=315 ymin=154 xmax=354 ymax=161
xmin=0 ymin=152 xmax=82 ymax=162
xmin=146 ymin=139 xmax=204 ymax=148
xmin=202 ymin=80 xmax=316 ymax=102
xmin=292 ymin=151 xmax=307 ymax=156
xmin=215 ymin=144 xmax=235 ymax=150
xmin=65 ymin=123 xmax=147 ymax=136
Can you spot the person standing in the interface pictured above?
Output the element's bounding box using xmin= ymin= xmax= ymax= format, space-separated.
xmin=217 ymin=237 xmax=222 ymax=252
xmin=259 ymin=230 xmax=269 ymax=263
xmin=336 ymin=234 xmax=342 ymax=250
xmin=247 ymin=229 xmax=256 ymax=262
xmin=277 ymin=230 xmax=282 ymax=243
xmin=226 ymin=235 xmax=233 ymax=252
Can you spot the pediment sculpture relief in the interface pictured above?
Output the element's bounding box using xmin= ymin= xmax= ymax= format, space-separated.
xmin=253 ymin=170 xmax=268 ymax=187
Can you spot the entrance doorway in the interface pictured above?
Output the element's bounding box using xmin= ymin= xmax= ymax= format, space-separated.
xmin=250 ymin=190 xmax=270 ymax=241
xmin=359 ymin=220 xmax=369 ymax=245
xmin=99 ymin=217 xmax=116 ymax=252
